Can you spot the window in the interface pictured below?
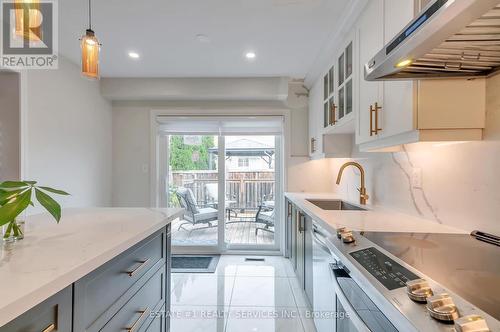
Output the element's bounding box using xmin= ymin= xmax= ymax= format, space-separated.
xmin=238 ymin=158 xmax=249 ymax=168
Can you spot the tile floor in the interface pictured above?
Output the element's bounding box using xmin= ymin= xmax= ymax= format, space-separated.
xmin=169 ymin=255 xmax=317 ymax=332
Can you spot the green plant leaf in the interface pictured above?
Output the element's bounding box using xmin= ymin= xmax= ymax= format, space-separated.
xmin=23 ymin=181 xmax=37 ymax=185
xmin=0 ymin=188 xmax=26 ymax=205
xmin=35 ymin=189 xmax=62 ymax=222
xmin=0 ymin=181 xmax=29 ymax=189
xmin=38 ymin=186 xmax=70 ymax=196
xmin=0 ymin=190 xmax=32 ymax=226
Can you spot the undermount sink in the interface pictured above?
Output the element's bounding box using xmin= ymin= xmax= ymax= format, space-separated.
xmin=306 ymin=199 xmax=366 ymax=211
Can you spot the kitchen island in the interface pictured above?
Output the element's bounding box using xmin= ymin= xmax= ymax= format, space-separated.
xmin=0 ymin=208 xmax=184 ymax=331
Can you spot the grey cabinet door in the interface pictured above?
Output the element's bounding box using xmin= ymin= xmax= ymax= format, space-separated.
xmin=74 ymin=228 xmax=166 ymax=332
xmin=165 ymin=224 xmax=171 ymax=332
xmin=295 ymin=210 xmax=306 ymax=289
xmin=100 ymin=265 xmax=165 ymax=332
xmin=285 ymin=200 xmax=292 ymax=258
xmin=0 ymin=286 xmax=72 ymax=332
xmin=304 ymin=216 xmax=314 ymax=306
xmin=290 ymin=205 xmax=298 ymax=271
xmin=140 ymin=304 xmax=166 ymax=332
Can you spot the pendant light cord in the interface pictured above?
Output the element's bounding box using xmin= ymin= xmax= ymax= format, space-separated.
xmin=88 ymin=0 xmax=92 ymax=30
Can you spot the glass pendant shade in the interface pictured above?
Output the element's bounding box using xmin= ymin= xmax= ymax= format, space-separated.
xmin=14 ymin=0 xmax=42 ymax=41
xmin=81 ymin=29 xmax=100 ymax=79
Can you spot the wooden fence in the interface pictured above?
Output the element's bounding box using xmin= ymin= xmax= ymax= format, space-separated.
xmin=171 ymin=170 xmax=275 ymax=209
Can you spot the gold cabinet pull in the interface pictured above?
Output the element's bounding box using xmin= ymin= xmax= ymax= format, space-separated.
xmin=369 ymin=104 xmax=373 ymax=136
xmin=125 ymin=259 xmax=150 ymax=277
xmin=330 ymin=103 xmax=337 ymax=125
xmin=126 ymin=308 xmax=150 ymax=332
xmin=42 ymin=324 xmax=56 ymax=332
xmin=297 ymin=211 xmax=305 ymax=233
xmin=370 ymin=102 xmax=382 ymax=136
xmin=310 ymin=138 xmax=316 ymax=154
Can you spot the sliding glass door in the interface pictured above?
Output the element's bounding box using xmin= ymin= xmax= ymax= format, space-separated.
xmin=160 ymin=116 xmax=282 ymax=252
xmin=224 ymin=135 xmax=277 ymax=248
xmin=167 ymin=135 xmax=220 ymax=247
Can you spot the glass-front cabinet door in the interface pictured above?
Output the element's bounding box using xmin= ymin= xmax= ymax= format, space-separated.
xmin=337 ymin=41 xmax=353 ymax=123
xmin=323 ymin=66 xmax=335 ymax=128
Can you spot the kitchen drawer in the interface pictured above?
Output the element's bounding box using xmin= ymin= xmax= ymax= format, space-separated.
xmin=0 ymin=286 xmax=72 ymax=332
xmin=101 ymin=265 xmax=166 ymax=332
xmin=74 ymin=228 xmax=166 ymax=331
xmin=140 ymin=304 xmax=166 ymax=332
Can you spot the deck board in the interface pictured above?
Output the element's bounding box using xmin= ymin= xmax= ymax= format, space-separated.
xmin=171 ymin=217 xmax=274 ymax=246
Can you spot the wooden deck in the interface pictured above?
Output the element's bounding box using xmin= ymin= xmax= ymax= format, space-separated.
xmin=171 ymin=216 xmax=274 ymax=246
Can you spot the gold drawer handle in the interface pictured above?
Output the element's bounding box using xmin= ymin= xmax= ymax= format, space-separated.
xmin=330 ymin=103 xmax=337 ymax=125
xmin=310 ymin=138 xmax=316 ymax=154
xmin=42 ymin=324 xmax=56 ymax=332
xmin=370 ymin=102 xmax=382 ymax=136
xmin=126 ymin=308 xmax=150 ymax=332
xmin=125 ymin=259 xmax=150 ymax=277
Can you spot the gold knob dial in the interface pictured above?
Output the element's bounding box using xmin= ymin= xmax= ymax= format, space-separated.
xmin=341 ymin=231 xmax=355 ymax=243
xmin=426 ymin=293 xmax=460 ymax=322
xmin=455 ymin=315 xmax=490 ymax=332
xmin=336 ymin=227 xmax=347 ymax=239
xmin=406 ymin=279 xmax=434 ymax=303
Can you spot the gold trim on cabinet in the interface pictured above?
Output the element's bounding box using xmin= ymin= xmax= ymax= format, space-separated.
xmin=42 ymin=324 xmax=56 ymax=332
xmin=370 ymin=102 xmax=382 ymax=136
xmin=310 ymin=137 xmax=316 ymax=154
xmin=125 ymin=259 xmax=150 ymax=277
xmin=126 ymin=308 xmax=150 ymax=332
xmin=330 ymin=103 xmax=337 ymax=125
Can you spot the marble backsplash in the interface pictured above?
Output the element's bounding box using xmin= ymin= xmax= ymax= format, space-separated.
xmin=330 ymin=74 xmax=500 ymax=236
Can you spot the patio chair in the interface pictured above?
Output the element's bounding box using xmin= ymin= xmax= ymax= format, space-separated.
xmin=175 ymin=187 xmax=218 ymax=232
xmin=205 ymin=183 xmax=239 ymax=220
xmin=255 ymin=203 xmax=275 ymax=235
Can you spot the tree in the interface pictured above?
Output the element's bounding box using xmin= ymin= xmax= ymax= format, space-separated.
xmin=169 ymin=136 xmax=216 ymax=171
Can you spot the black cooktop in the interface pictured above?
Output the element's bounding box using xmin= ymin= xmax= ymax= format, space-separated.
xmin=361 ymin=232 xmax=500 ymax=320
xmin=350 ymin=247 xmax=420 ymax=290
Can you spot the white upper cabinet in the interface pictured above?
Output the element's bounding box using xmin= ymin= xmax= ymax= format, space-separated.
xmin=356 ymin=0 xmax=384 ymax=145
xmin=308 ymin=0 xmax=486 ymax=155
xmin=308 ymin=78 xmax=323 ymax=158
xmin=356 ymin=0 xmax=486 ymax=151
xmin=381 ymin=0 xmax=415 ymax=140
xmin=308 ymin=78 xmax=352 ymax=159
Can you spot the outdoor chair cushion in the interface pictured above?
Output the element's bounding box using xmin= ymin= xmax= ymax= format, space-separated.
xmin=258 ymin=210 xmax=275 ymax=225
xmin=177 ymin=187 xmax=200 ymax=214
xmin=194 ymin=207 xmax=218 ymax=222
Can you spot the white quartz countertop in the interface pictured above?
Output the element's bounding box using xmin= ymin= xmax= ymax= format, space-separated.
xmin=285 ymin=192 xmax=466 ymax=234
xmin=0 ymin=207 xmax=184 ymax=327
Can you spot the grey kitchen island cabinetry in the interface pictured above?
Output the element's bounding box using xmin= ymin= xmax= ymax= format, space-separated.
xmin=0 ymin=224 xmax=172 ymax=332
xmin=0 ymin=286 xmax=72 ymax=332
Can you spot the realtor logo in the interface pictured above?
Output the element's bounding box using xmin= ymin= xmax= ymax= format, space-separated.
xmin=1 ymin=0 xmax=58 ymax=69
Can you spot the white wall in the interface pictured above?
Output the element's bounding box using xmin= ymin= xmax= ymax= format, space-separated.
xmin=0 ymin=71 xmax=20 ymax=181
xmin=23 ymin=57 xmax=113 ymax=207
xmin=330 ymin=73 xmax=500 ymax=235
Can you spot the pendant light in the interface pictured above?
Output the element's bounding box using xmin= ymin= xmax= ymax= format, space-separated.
xmin=80 ymin=0 xmax=100 ymax=79
xmin=14 ymin=0 xmax=42 ymax=41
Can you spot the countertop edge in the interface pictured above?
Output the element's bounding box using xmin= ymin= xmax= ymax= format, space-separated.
xmin=0 ymin=208 xmax=184 ymax=328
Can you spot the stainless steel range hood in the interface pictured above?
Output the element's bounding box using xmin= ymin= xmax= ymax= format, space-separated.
xmin=365 ymin=0 xmax=500 ymax=80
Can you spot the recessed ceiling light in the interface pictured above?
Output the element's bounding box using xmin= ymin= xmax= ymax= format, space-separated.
xmin=245 ymin=51 xmax=256 ymax=60
xmin=128 ymin=52 xmax=140 ymax=59
xmin=195 ymin=34 xmax=211 ymax=43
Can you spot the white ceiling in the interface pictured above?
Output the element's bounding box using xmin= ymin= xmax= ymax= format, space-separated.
xmin=59 ymin=0 xmax=350 ymax=78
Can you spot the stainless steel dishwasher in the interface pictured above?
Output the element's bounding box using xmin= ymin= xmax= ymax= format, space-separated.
xmin=312 ymin=222 xmax=337 ymax=332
